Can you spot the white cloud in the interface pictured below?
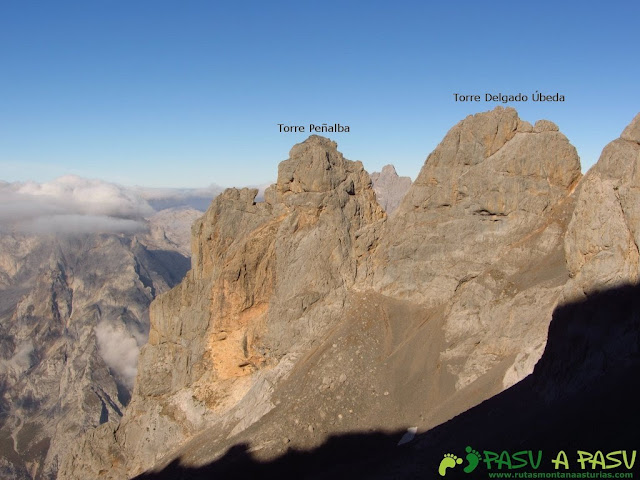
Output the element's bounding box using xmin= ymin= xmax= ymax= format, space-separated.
xmin=94 ymin=321 xmax=142 ymax=389
xmin=0 ymin=341 xmax=34 ymax=376
xmin=0 ymin=176 xmax=153 ymax=234
xmin=15 ymin=175 xmax=154 ymax=218
xmin=0 ymin=175 xmax=233 ymax=235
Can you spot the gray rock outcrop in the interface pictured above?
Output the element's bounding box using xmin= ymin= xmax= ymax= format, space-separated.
xmin=370 ymin=165 xmax=412 ymax=214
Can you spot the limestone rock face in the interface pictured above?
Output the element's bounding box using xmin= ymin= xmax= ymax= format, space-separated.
xmin=143 ymin=207 xmax=203 ymax=257
xmin=621 ymin=112 xmax=640 ymax=143
xmin=370 ymin=165 xmax=412 ymax=214
xmin=360 ymin=108 xmax=582 ymax=393
xmin=564 ymin=111 xmax=640 ymax=294
xmin=367 ymin=107 xmax=581 ymax=305
xmin=531 ymin=114 xmax=640 ymax=403
xmin=266 ymin=136 xmax=383 ymax=354
xmin=60 ymin=110 xmax=640 ymax=480
xmin=60 ymin=135 xmax=385 ymax=478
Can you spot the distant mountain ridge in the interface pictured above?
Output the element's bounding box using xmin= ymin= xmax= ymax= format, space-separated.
xmin=0 ymin=207 xmax=202 ymax=479
xmin=370 ymin=164 xmax=411 ymax=214
xmin=133 ymin=185 xmax=225 ymax=211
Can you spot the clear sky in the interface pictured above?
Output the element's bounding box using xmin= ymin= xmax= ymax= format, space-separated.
xmin=1 ymin=0 xmax=638 ymax=188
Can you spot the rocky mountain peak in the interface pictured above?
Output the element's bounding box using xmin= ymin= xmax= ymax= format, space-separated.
xmin=586 ymin=112 xmax=640 ymax=183
xmin=621 ymin=112 xmax=640 ymax=143
xmin=73 ymin=136 xmax=386 ymax=477
xmin=398 ymin=107 xmax=580 ymax=218
xmin=533 ymin=119 xmax=559 ymax=132
xmin=370 ymin=164 xmax=412 ymax=214
xmin=380 ymin=164 xmax=398 ymax=175
xmin=564 ymin=112 xmax=640 ymax=291
xmin=289 ymin=134 xmax=338 ymax=154
xmin=276 ymin=134 xmax=369 ymax=201
xmin=367 ymin=107 xmax=581 ymax=314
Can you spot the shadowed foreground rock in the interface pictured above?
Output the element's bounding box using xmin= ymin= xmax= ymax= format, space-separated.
xmin=133 ymin=283 xmax=640 ymax=479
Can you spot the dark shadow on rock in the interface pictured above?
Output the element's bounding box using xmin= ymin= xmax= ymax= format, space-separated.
xmin=134 ymin=431 xmax=407 ymax=480
xmin=144 ymin=249 xmax=191 ymax=288
xmin=407 ymin=283 xmax=640 ymax=479
xmin=135 ymin=284 xmax=640 ymax=479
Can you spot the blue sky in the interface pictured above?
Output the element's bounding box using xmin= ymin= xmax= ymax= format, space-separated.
xmin=1 ymin=0 xmax=638 ymax=188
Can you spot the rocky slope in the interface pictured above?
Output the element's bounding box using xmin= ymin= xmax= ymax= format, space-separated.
xmin=60 ymin=108 xmax=640 ymax=479
xmin=369 ymin=165 xmax=411 ymax=214
xmin=0 ymin=207 xmax=202 ymax=479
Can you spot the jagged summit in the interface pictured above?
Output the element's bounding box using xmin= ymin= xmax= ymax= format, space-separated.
xmin=621 ymin=112 xmax=640 ymax=144
xmin=564 ymin=111 xmax=640 ymax=293
xmin=275 ymin=134 xmax=370 ymax=199
xmin=370 ymin=164 xmax=412 ymax=214
xmin=401 ymin=106 xmax=580 ymax=216
xmin=380 ymin=164 xmax=398 ymax=175
xmin=290 ymin=134 xmax=337 ymax=152
xmin=587 ymin=112 xmax=640 ymax=182
xmin=532 ymin=118 xmax=559 ymax=132
xmin=364 ymin=107 xmax=582 ymax=310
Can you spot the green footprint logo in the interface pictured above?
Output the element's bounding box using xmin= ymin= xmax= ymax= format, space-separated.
xmin=438 ymin=453 xmax=463 ymax=476
xmin=463 ymin=446 xmax=481 ymax=473
xmin=438 ymin=446 xmax=482 ymax=476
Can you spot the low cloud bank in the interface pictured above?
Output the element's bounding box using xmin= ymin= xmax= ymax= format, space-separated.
xmin=0 ymin=176 xmax=228 ymax=235
xmin=0 ymin=176 xmax=153 ymax=234
xmin=17 ymin=175 xmax=154 ymax=218
xmin=135 ymin=185 xmax=225 ymax=211
xmin=22 ymin=214 xmax=145 ymax=234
